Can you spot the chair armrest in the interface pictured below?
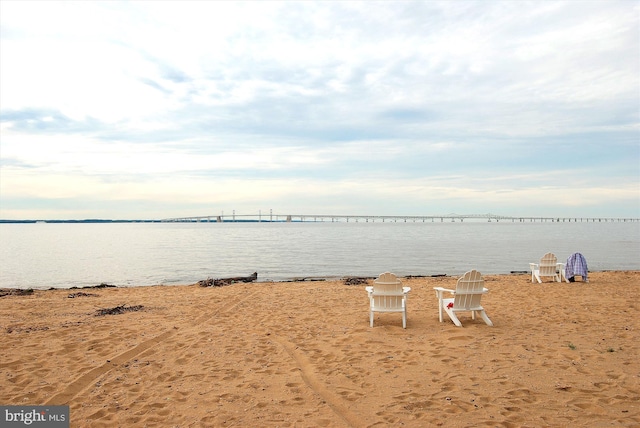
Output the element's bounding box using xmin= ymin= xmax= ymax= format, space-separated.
xmin=402 ymin=287 xmax=411 ymax=294
xmin=433 ymin=287 xmax=455 ymax=299
xmin=482 ymin=288 xmax=489 ymax=293
xmin=529 ymin=263 xmax=538 ymax=270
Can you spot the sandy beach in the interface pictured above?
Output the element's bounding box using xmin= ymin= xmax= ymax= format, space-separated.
xmin=1 ymin=271 xmax=638 ymax=427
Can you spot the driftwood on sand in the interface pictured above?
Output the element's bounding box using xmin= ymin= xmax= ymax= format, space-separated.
xmin=70 ymin=283 xmax=117 ymax=290
xmin=198 ymin=272 xmax=258 ymax=287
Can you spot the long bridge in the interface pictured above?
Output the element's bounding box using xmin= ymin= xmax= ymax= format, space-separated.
xmin=161 ymin=212 xmax=638 ymax=223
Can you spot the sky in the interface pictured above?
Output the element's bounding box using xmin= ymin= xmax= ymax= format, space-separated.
xmin=1 ymin=1 xmax=638 ymax=220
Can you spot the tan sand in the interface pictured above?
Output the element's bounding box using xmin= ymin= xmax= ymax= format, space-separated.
xmin=1 ymin=271 xmax=639 ymax=427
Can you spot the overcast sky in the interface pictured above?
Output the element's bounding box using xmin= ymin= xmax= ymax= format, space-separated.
xmin=1 ymin=1 xmax=638 ymax=220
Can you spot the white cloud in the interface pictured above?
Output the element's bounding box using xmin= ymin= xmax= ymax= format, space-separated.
xmin=1 ymin=1 xmax=638 ymax=219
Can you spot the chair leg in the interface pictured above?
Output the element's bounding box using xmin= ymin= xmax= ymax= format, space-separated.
xmin=370 ymin=310 xmax=374 ymax=327
xmin=402 ymin=310 xmax=406 ymax=329
xmin=445 ymin=308 xmax=463 ymax=327
xmin=437 ymin=295 xmax=444 ymax=322
xmin=479 ymin=310 xmax=493 ymax=327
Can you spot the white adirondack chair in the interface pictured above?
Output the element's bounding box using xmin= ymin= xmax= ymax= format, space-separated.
xmin=529 ymin=252 xmax=561 ymax=283
xmin=365 ymin=272 xmax=411 ymax=328
xmin=434 ymin=270 xmax=493 ymax=327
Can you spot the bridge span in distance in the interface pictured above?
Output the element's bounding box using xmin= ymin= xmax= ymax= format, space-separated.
xmin=162 ymin=212 xmax=638 ymax=224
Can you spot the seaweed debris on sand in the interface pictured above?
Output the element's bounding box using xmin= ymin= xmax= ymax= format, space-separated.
xmin=95 ymin=304 xmax=144 ymax=316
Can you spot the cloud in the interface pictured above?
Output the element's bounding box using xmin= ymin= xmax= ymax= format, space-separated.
xmin=1 ymin=1 xmax=638 ymax=219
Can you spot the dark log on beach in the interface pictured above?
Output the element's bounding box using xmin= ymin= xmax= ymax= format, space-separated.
xmin=89 ymin=283 xmax=117 ymax=289
xmin=405 ymin=274 xmax=448 ymax=278
xmin=199 ymin=272 xmax=258 ymax=287
xmin=69 ymin=283 xmax=117 ymax=290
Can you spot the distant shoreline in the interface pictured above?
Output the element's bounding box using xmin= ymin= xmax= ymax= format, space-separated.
xmin=0 ymin=219 xmax=162 ymax=224
xmin=0 ymin=219 xmax=287 ymax=224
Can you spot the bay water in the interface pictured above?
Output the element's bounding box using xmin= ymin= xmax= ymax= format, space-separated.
xmin=0 ymin=221 xmax=638 ymax=289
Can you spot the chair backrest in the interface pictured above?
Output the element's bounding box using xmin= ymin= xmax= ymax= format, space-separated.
xmin=372 ymin=272 xmax=404 ymax=309
xmin=539 ymin=253 xmax=558 ymax=277
xmin=453 ymin=270 xmax=485 ymax=310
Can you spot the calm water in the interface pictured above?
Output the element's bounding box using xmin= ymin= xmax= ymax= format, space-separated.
xmin=0 ymin=221 xmax=638 ymax=289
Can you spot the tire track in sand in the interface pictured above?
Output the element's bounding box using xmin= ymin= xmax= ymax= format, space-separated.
xmin=275 ymin=337 xmax=364 ymax=428
xmin=45 ymin=330 xmax=175 ymax=405
xmin=46 ymin=288 xmax=259 ymax=405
